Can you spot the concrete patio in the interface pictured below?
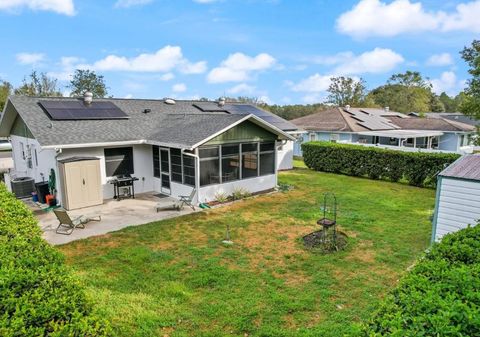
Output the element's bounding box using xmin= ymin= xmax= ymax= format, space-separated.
xmin=33 ymin=193 xmax=199 ymax=245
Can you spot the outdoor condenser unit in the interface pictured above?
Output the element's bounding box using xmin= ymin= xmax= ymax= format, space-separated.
xmin=10 ymin=177 xmax=35 ymax=199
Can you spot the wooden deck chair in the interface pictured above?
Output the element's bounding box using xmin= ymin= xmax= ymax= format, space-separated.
xmin=178 ymin=188 xmax=196 ymax=210
xmin=54 ymin=208 xmax=101 ymax=235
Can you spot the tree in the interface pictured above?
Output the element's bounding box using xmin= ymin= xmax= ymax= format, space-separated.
xmin=326 ymin=76 xmax=369 ymax=107
xmin=68 ymin=69 xmax=108 ymax=98
xmin=0 ymin=80 xmax=12 ymax=111
xmin=14 ymin=71 xmax=62 ymax=97
xmin=368 ymin=71 xmax=434 ymax=114
xmin=460 ymin=40 xmax=480 ymax=122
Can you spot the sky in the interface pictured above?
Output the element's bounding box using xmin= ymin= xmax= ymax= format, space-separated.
xmin=0 ymin=0 xmax=479 ymax=104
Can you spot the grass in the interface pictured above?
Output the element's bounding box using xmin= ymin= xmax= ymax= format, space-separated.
xmin=58 ymin=167 xmax=435 ymax=337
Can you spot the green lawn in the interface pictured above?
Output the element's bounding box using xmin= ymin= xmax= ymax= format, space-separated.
xmin=59 ymin=168 xmax=435 ymax=337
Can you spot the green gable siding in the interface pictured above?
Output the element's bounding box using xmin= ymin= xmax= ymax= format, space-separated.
xmin=205 ymin=120 xmax=277 ymax=145
xmin=11 ymin=115 xmax=34 ymax=139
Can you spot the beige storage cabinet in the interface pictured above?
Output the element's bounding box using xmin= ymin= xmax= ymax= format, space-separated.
xmin=59 ymin=157 xmax=103 ymax=210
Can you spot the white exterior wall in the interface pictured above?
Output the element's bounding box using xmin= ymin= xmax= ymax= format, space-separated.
xmin=58 ymin=144 xmax=155 ymax=202
xmin=277 ymin=140 xmax=293 ymax=170
xmin=433 ymin=177 xmax=480 ymax=241
xmin=198 ymin=174 xmax=276 ymax=203
xmin=10 ymin=135 xmax=57 ymax=183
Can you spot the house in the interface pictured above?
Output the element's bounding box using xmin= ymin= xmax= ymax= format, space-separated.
xmin=291 ymin=106 xmax=476 ymax=156
xmin=0 ymin=94 xmax=297 ymax=209
xmin=424 ymin=112 xmax=479 ymax=127
xmin=431 ymin=154 xmax=480 ymax=242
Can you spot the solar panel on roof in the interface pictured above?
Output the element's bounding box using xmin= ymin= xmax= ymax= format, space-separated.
xmin=39 ymin=100 xmax=129 ymax=120
xmin=193 ymin=102 xmax=228 ymax=112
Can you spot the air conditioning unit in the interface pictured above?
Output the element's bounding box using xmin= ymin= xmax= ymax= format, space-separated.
xmin=11 ymin=177 xmax=35 ymax=199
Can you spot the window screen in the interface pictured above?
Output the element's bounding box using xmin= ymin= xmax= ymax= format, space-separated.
xmin=152 ymin=146 xmax=160 ymax=178
xmin=221 ymin=144 xmax=239 ymax=182
xmin=171 ymin=148 xmax=182 ymax=183
xmin=105 ymin=147 xmax=134 ymax=177
xmin=241 ymin=143 xmax=258 ymax=179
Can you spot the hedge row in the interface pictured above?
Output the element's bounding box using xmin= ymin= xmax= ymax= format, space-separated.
xmin=0 ymin=183 xmax=110 ymax=336
xmin=362 ymin=224 xmax=480 ymax=336
xmin=302 ymin=141 xmax=460 ymax=188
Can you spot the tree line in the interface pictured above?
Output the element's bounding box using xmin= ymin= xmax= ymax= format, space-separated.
xmin=0 ymin=69 xmax=108 ymax=111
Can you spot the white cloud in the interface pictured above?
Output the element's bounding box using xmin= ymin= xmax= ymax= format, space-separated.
xmin=333 ymin=48 xmax=404 ymax=75
xmin=172 ymin=83 xmax=187 ymax=93
xmin=227 ymin=83 xmax=256 ymax=95
xmin=290 ymin=74 xmax=333 ymax=93
xmin=124 ymin=93 xmax=134 ymax=99
xmin=16 ymin=52 xmax=45 ymax=65
xmin=309 ymin=48 xmax=404 ymax=75
xmin=115 ymin=0 xmax=153 ymax=8
xmin=47 ymin=56 xmax=83 ymax=81
xmin=430 ymin=71 xmax=464 ymax=95
xmin=336 ymin=0 xmax=480 ymax=38
xmin=83 ymin=46 xmax=207 ymax=74
xmin=159 ymin=73 xmax=175 ymax=81
xmin=0 ymin=0 xmax=75 ymax=15
xmin=207 ymin=52 xmax=276 ymax=83
xmin=426 ymin=53 xmax=454 ymax=66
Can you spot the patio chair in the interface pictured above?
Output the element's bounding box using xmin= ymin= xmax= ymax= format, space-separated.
xmin=179 ymin=188 xmax=196 ymax=211
xmin=54 ymin=208 xmax=101 ymax=235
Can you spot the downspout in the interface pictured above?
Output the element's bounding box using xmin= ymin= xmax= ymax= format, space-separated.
xmin=182 ymin=149 xmax=200 ymax=205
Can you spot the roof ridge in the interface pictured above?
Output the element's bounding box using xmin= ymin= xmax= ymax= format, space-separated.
xmin=337 ymin=107 xmax=358 ymax=132
xmin=440 ymin=117 xmax=475 ymax=131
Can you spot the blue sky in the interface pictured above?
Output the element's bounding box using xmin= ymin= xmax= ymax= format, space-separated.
xmin=1 ymin=0 xmax=479 ymax=104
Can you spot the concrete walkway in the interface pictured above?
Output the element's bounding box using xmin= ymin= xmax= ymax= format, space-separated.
xmin=34 ymin=193 xmax=198 ymax=245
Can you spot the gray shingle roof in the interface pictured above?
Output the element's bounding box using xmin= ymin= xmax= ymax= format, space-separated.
xmin=2 ymin=96 xmax=293 ymax=148
xmin=440 ymin=154 xmax=480 ymax=181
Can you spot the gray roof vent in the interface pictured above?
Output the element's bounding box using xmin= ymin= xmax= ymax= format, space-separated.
xmin=143 ymin=108 xmax=151 ymax=114
xmin=218 ymin=97 xmax=226 ymax=107
xmin=83 ymin=91 xmax=93 ymax=105
xmin=164 ymin=98 xmax=176 ymax=105
xmin=384 ymin=106 xmax=390 ymax=112
xmin=345 ymin=105 xmax=350 ymax=110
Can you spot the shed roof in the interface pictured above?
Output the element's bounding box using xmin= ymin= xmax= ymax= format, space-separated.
xmin=440 ymin=154 xmax=480 ymax=181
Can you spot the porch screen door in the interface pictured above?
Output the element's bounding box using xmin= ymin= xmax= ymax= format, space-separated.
xmin=160 ymin=149 xmax=171 ymax=194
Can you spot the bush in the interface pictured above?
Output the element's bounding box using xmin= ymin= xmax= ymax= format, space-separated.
xmin=362 ymin=224 xmax=480 ymax=336
xmin=0 ymin=183 xmax=110 ymax=336
xmin=302 ymin=141 xmax=460 ymax=188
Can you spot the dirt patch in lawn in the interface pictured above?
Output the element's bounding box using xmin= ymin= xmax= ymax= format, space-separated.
xmin=346 ymin=240 xmax=376 ymax=263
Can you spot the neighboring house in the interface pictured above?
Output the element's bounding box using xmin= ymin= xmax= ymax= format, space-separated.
xmin=291 ymin=107 xmax=476 ymax=156
xmin=424 ymin=112 xmax=479 ymax=127
xmin=431 ymin=154 xmax=480 ymax=242
xmin=0 ymin=95 xmax=296 ymax=209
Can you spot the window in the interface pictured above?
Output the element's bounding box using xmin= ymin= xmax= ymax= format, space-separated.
xmin=200 ymin=146 xmax=220 ymax=186
xmin=160 ymin=150 xmax=169 ymax=173
xmin=104 ymin=147 xmax=134 ymax=177
xmin=20 ymin=142 xmax=25 ymax=160
xmin=171 ymin=148 xmax=183 ymax=183
xmin=182 ymin=154 xmax=196 ymax=186
xmin=309 ymin=133 xmax=316 ymax=141
xmin=259 ymin=142 xmax=275 ymax=176
xmin=221 ymin=144 xmax=239 ymax=182
xmin=152 ymin=146 xmax=160 ymax=178
xmin=330 ymin=134 xmax=340 ymax=143
xmin=241 ymin=143 xmax=258 ymax=179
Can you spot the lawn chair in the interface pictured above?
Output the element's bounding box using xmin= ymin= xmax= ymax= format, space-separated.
xmin=54 ymin=208 xmax=101 ymax=235
xmin=179 ymin=188 xmax=196 ymax=210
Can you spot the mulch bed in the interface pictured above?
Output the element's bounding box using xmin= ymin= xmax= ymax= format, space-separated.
xmin=302 ymin=229 xmax=348 ymax=254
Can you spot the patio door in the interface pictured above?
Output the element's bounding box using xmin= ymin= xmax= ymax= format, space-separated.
xmin=160 ymin=148 xmax=171 ymax=194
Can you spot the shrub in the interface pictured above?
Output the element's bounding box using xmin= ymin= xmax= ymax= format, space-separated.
xmin=214 ymin=191 xmax=229 ymax=203
xmin=0 ymin=183 xmax=110 ymax=336
xmin=361 ymin=224 xmax=480 ymax=336
xmin=302 ymin=141 xmax=459 ymax=188
xmin=231 ymin=187 xmax=251 ymax=200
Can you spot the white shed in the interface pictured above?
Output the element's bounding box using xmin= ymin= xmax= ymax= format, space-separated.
xmin=432 ymin=154 xmax=480 ymax=242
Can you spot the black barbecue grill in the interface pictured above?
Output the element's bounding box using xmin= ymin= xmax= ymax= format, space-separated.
xmin=109 ymin=174 xmax=139 ymax=201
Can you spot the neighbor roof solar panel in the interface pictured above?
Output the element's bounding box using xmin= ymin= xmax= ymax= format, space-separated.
xmin=39 ymin=100 xmax=129 ymax=120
